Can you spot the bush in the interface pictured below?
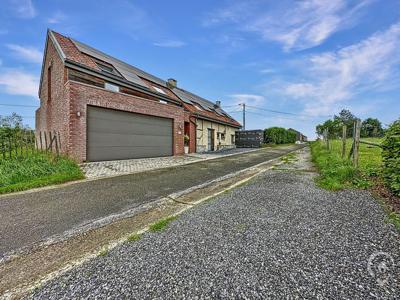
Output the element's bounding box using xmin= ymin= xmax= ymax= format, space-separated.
xmin=264 ymin=127 xmax=296 ymax=144
xmin=381 ymin=119 xmax=400 ymax=196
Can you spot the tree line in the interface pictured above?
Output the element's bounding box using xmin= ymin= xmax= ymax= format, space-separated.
xmin=316 ymin=109 xmax=384 ymax=138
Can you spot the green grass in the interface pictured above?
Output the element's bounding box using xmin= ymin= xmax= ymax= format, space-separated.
xmin=127 ymin=233 xmax=142 ymax=242
xmin=0 ymin=152 xmax=84 ymax=194
xmin=149 ymin=215 xmax=177 ymax=232
xmin=280 ymin=152 xmax=297 ymax=164
xmin=310 ymin=138 xmax=382 ymax=190
xmin=388 ymin=212 xmax=400 ymax=231
xmin=98 ymin=248 xmax=109 ymax=257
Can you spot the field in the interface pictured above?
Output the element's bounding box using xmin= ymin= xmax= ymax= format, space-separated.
xmin=0 ymin=152 xmax=84 ymax=194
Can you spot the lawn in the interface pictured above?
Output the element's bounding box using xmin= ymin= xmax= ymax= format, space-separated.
xmin=0 ymin=152 xmax=84 ymax=194
xmin=310 ymin=138 xmax=382 ymax=190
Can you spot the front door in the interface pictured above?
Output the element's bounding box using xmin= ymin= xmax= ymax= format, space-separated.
xmin=207 ymin=128 xmax=215 ymax=151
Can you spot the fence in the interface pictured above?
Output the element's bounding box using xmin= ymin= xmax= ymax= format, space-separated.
xmin=322 ymin=119 xmax=382 ymax=168
xmin=0 ymin=130 xmax=61 ymax=159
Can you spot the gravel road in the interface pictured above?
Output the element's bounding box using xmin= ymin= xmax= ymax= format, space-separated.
xmin=27 ymin=149 xmax=400 ymax=299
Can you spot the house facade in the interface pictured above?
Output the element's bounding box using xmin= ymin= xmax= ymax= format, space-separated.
xmin=288 ymin=128 xmax=308 ymax=142
xmin=36 ymin=30 xmax=241 ymax=162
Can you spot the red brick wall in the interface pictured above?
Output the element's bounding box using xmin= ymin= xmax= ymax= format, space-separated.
xmin=36 ymin=35 xmax=70 ymax=154
xmin=37 ymin=33 xmax=185 ymax=162
xmin=67 ymin=81 xmax=185 ymax=162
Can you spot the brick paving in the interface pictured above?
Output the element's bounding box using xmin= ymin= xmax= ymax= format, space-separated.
xmin=81 ymin=148 xmax=258 ymax=179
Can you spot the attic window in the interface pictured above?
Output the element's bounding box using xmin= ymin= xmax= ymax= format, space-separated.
xmin=193 ymin=104 xmax=203 ymax=111
xmin=97 ymin=62 xmax=117 ymax=75
xmin=153 ymin=86 xmax=166 ymax=95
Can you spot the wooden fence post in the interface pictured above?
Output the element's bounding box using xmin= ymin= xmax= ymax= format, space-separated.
xmin=54 ymin=131 xmax=59 ymax=155
xmin=342 ymin=125 xmax=347 ymax=158
xmin=353 ymin=119 xmax=361 ymax=168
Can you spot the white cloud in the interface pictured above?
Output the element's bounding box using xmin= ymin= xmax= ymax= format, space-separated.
xmin=229 ymin=94 xmax=265 ymax=106
xmin=283 ymin=22 xmax=400 ymax=116
xmin=12 ymin=0 xmax=36 ymax=18
xmin=47 ymin=11 xmax=66 ymax=24
xmin=7 ymin=44 xmax=42 ymax=63
xmin=153 ymin=40 xmax=186 ymax=48
xmin=205 ymin=0 xmax=373 ymax=51
xmin=0 ymin=70 xmax=39 ymax=97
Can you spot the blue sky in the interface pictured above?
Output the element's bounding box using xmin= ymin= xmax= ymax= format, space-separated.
xmin=0 ymin=0 xmax=399 ymax=138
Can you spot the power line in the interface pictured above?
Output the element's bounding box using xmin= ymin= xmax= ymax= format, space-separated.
xmin=0 ymin=103 xmax=38 ymax=108
xmin=228 ymin=110 xmax=313 ymax=122
xmin=225 ymin=104 xmax=331 ymax=118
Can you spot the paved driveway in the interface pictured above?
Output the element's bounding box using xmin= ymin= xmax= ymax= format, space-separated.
xmin=27 ymin=148 xmax=400 ymax=299
xmin=0 ymin=145 xmax=301 ymax=257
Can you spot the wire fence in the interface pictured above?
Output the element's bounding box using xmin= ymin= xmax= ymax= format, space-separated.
xmin=322 ymin=120 xmax=382 ymax=168
xmin=0 ymin=130 xmax=61 ymax=159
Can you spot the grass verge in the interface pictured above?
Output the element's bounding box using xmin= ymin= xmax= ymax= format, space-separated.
xmin=149 ymin=216 xmax=177 ymax=232
xmin=0 ymin=152 xmax=84 ymax=194
xmin=127 ymin=233 xmax=142 ymax=242
xmin=310 ymin=139 xmax=382 ymax=190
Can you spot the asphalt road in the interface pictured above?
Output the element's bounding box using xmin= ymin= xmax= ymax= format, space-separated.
xmin=27 ymin=148 xmax=400 ymax=299
xmin=0 ymin=145 xmax=302 ymax=257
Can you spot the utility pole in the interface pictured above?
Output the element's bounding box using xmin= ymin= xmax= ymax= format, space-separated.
xmin=239 ymin=103 xmax=246 ymax=130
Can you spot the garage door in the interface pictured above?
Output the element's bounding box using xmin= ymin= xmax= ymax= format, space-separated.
xmin=87 ymin=106 xmax=173 ymax=161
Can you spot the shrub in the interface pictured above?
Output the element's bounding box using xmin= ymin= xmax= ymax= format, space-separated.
xmin=264 ymin=127 xmax=296 ymax=144
xmin=381 ymin=119 xmax=400 ymax=196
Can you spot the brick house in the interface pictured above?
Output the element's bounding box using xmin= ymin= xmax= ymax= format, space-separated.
xmin=36 ymin=30 xmax=241 ymax=162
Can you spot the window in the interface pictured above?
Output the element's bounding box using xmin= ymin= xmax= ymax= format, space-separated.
xmin=231 ymin=134 xmax=235 ymax=144
xmin=193 ymin=104 xmax=203 ymax=111
xmin=96 ymin=62 xmax=117 ymax=75
xmin=221 ymin=133 xmax=225 ymax=141
xmin=105 ymin=82 xmax=119 ymax=92
xmin=47 ymin=65 xmax=52 ymax=102
xmin=153 ymin=86 xmax=166 ymax=95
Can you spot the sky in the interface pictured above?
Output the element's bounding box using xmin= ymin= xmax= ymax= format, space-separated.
xmin=0 ymin=0 xmax=399 ymax=139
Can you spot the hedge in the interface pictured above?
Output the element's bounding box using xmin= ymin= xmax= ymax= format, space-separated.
xmin=381 ymin=119 xmax=400 ymax=196
xmin=264 ymin=127 xmax=296 ymax=144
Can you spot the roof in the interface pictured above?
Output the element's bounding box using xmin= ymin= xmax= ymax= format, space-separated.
xmin=47 ymin=30 xmax=241 ymax=128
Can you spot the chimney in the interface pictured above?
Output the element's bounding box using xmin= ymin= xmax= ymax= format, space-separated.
xmin=214 ymin=100 xmax=221 ymax=108
xmin=167 ymin=78 xmax=177 ymax=89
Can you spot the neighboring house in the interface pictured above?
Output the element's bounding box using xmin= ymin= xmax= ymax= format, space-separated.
xmin=36 ymin=30 xmax=241 ymax=162
xmin=288 ymin=128 xmax=308 ymax=142
xmin=235 ymin=130 xmax=264 ymax=148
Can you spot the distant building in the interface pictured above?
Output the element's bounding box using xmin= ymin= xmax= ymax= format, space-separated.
xmin=235 ymin=130 xmax=264 ymax=148
xmin=288 ymin=128 xmax=308 ymax=142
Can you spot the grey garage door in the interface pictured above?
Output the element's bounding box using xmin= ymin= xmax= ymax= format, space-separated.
xmin=87 ymin=106 xmax=173 ymax=161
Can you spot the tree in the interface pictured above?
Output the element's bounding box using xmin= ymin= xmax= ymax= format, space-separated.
xmin=361 ymin=118 xmax=383 ymax=137
xmin=334 ymin=109 xmax=356 ymax=137
xmin=0 ymin=113 xmax=26 ymax=139
xmin=0 ymin=112 xmax=23 ymax=128
xmin=315 ymin=118 xmax=341 ymax=138
xmin=264 ymin=127 xmax=296 ymax=144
